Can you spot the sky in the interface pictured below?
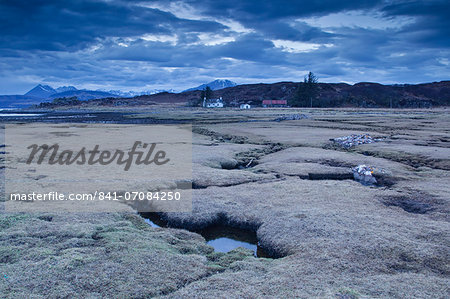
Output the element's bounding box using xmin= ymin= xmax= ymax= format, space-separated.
xmin=0 ymin=0 xmax=449 ymax=94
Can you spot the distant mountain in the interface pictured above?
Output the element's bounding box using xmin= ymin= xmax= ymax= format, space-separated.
xmin=0 ymin=84 xmax=119 ymax=108
xmin=48 ymin=90 xmax=117 ymax=101
xmin=183 ymin=79 xmax=237 ymax=92
xmin=1 ymin=83 xmax=179 ymax=108
xmin=24 ymin=84 xmax=56 ymax=98
xmin=56 ymin=86 xmax=77 ymax=93
xmin=23 ymin=84 xmax=117 ymax=101
xmin=105 ymin=89 xmax=176 ymax=98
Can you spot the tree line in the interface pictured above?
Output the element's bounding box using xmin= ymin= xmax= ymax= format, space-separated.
xmin=290 ymin=71 xmax=319 ymax=107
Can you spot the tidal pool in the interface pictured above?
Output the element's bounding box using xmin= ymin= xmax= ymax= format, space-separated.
xmin=141 ymin=213 xmax=271 ymax=257
xmin=198 ymin=224 xmax=271 ymax=257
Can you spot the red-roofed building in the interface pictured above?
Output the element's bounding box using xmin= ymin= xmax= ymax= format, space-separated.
xmin=262 ymin=99 xmax=287 ymax=107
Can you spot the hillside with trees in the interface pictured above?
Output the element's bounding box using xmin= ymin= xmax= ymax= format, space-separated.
xmin=32 ymin=80 xmax=450 ymax=109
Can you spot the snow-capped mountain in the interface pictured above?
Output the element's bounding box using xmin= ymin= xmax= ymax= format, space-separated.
xmin=56 ymin=86 xmax=77 ymax=93
xmin=1 ymin=84 xmax=175 ymax=107
xmin=183 ymin=79 xmax=237 ymax=92
xmin=20 ymin=84 xmax=175 ymax=101
xmin=22 ymin=84 xmax=116 ymax=100
xmin=24 ymin=84 xmax=78 ymax=98
xmin=24 ymin=84 xmax=56 ymax=98
xmin=104 ymin=89 xmax=176 ymax=97
xmin=48 ymin=90 xmax=117 ymax=101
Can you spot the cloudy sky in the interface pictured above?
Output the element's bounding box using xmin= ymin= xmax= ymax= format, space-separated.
xmin=0 ymin=0 xmax=449 ymax=94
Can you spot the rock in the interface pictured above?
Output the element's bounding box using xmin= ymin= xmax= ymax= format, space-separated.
xmin=332 ymin=134 xmax=383 ymax=148
xmin=274 ymin=114 xmax=309 ymax=122
xmin=352 ymin=164 xmax=377 ymax=185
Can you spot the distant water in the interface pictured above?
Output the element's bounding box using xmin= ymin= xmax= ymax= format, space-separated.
xmin=0 ymin=111 xmax=185 ymax=124
xmin=0 ymin=113 xmax=43 ymax=117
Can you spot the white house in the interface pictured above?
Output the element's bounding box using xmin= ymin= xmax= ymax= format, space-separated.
xmin=240 ymin=103 xmax=251 ymax=109
xmin=203 ymin=97 xmax=224 ymax=108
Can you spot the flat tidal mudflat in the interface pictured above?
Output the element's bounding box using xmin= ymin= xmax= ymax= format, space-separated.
xmin=1 ymin=108 xmax=449 ymax=298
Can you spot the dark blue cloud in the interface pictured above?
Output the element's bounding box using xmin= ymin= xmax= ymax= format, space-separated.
xmin=182 ymin=0 xmax=384 ymax=20
xmin=0 ymin=0 xmax=448 ymax=94
xmin=0 ymin=0 xmax=226 ymax=51
xmin=382 ymin=0 xmax=450 ymax=48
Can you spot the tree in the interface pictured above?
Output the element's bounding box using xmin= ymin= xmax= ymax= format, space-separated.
xmin=290 ymin=72 xmax=319 ymax=107
xmin=195 ymin=86 xmax=215 ymax=107
xmin=200 ymin=86 xmax=213 ymax=101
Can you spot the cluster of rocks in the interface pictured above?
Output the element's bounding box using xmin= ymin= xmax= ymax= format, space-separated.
xmin=352 ymin=165 xmax=377 ymax=185
xmin=274 ymin=114 xmax=309 ymax=122
xmin=332 ymin=134 xmax=383 ymax=148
